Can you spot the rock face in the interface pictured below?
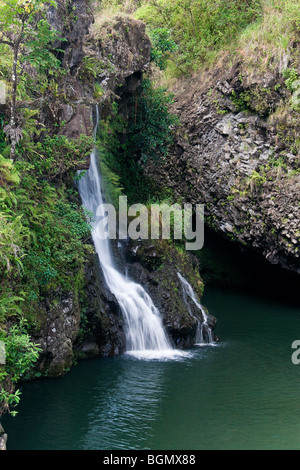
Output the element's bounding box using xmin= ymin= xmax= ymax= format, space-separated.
xmin=121 ymin=239 xmax=217 ymax=348
xmin=30 ymin=2 xmax=213 ymax=376
xmin=10 ymin=4 xmax=150 ymax=378
xmin=45 ymin=3 xmax=151 ymax=160
xmin=33 ymin=289 xmax=81 ymax=377
xmin=74 ymin=252 xmax=126 ymax=359
xmin=89 ymin=14 xmax=151 ymax=100
xmin=45 ymin=0 xmax=95 ymax=144
xmin=143 ymin=61 xmax=300 ymax=274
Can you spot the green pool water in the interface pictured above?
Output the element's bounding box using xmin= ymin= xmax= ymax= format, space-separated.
xmin=3 ymin=284 xmax=300 ymax=450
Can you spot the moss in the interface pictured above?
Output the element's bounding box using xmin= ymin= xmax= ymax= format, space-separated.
xmin=131 ymin=237 xmax=205 ymax=324
xmin=47 ymin=360 xmax=71 ymax=378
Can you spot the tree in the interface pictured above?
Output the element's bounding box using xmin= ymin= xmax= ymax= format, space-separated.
xmin=0 ymin=0 xmax=60 ymax=160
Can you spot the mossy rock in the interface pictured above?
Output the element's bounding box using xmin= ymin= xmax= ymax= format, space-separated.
xmin=123 ymin=238 xmax=217 ymax=348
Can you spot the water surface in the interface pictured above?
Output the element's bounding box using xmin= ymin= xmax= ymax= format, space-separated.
xmin=3 ymin=285 xmax=300 ymax=450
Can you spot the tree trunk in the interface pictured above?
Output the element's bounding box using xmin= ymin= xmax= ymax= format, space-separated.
xmin=9 ymin=43 xmax=19 ymax=161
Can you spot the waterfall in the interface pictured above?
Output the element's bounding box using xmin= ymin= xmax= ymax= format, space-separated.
xmin=177 ymin=272 xmax=214 ymax=345
xmin=78 ymin=107 xmax=187 ymax=360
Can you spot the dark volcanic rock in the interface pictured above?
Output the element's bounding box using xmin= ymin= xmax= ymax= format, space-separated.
xmin=143 ymin=60 xmax=300 ymax=275
xmin=121 ymin=238 xmax=218 ymax=348
xmin=41 ymin=5 xmax=151 ymax=171
xmin=28 ymin=3 xmax=151 ymax=374
xmin=75 ymin=252 xmax=126 ymax=358
xmin=31 ymin=247 xmax=126 ymax=377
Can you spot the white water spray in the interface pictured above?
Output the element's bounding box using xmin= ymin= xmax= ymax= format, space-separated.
xmin=177 ymin=272 xmax=214 ymax=345
xmin=78 ymin=108 xmax=187 ymax=360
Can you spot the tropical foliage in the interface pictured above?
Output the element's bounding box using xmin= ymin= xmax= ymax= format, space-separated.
xmin=0 ymin=0 xmax=93 ymax=416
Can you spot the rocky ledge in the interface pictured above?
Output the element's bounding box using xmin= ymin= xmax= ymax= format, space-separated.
xmin=122 ymin=238 xmax=218 ymax=348
xmin=143 ymin=60 xmax=300 ymax=274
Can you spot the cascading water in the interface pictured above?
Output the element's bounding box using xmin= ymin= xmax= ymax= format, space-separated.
xmin=177 ymin=272 xmax=214 ymax=345
xmin=78 ymin=107 xmax=187 ymax=360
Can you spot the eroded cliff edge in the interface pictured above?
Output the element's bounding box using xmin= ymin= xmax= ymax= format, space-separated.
xmin=143 ymin=59 xmax=300 ymax=275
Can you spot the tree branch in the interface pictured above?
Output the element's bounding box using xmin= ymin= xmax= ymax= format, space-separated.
xmin=0 ymin=38 xmax=13 ymax=47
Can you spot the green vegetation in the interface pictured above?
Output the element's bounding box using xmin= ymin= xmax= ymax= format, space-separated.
xmin=1 ymin=0 xmax=300 ymax=423
xmin=0 ymin=0 xmax=63 ymax=159
xmin=97 ymin=78 xmax=178 ymax=205
xmin=0 ymin=149 xmax=93 ymax=414
xmin=236 ymin=0 xmax=300 ymax=69
xmin=0 ymin=320 xmax=41 ymax=416
xmin=282 ymin=68 xmax=300 ymax=92
xmin=126 ymin=78 xmax=179 ymax=163
xmin=98 ymin=0 xmax=300 ymax=84
xmin=136 ymin=0 xmax=262 ymax=76
xmin=98 ymin=0 xmax=263 ymax=77
xmin=149 ymin=28 xmax=178 ymax=71
xmin=282 ymin=68 xmax=300 ymax=112
xmin=0 ymin=0 xmax=94 ymax=417
xmin=96 ymin=79 xmax=198 ymax=254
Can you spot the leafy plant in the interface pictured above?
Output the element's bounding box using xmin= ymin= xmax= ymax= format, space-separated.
xmin=149 ymin=27 xmax=178 ymax=70
xmin=95 ymin=78 xmax=179 ymax=205
xmin=0 ymin=320 xmax=41 ymax=416
xmin=282 ymin=67 xmax=300 ymax=92
xmin=126 ymin=78 xmax=179 ymax=163
xmin=0 ymin=115 xmax=7 ymax=153
xmin=135 ymin=0 xmax=262 ymax=76
xmin=247 ymin=170 xmax=266 ymax=193
xmin=0 ymin=0 xmax=62 ymax=159
xmin=25 ymin=133 xmax=93 ymax=179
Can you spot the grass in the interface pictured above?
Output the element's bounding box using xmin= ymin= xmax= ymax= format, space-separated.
xmin=95 ymin=0 xmax=300 ymax=83
xmin=231 ymin=0 xmax=300 ymax=74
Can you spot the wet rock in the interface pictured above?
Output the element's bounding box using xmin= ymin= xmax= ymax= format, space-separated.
xmin=122 ymin=239 xmax=218 ymax=348
xmin=80 ymin=341 xmax=100 ymax=357
xmin=76 ymin=252 xmax=126 ymax=358
xmin=30 ymin=247 xmax=126 ymax=376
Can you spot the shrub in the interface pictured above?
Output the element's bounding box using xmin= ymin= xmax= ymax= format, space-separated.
xmin=135 ymin=0 xmax=262 ymax=75
xmin=126 ymin=78 xmax=179 ymax=163
xmin=0 ymin=320 xmax=41 ymax=416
